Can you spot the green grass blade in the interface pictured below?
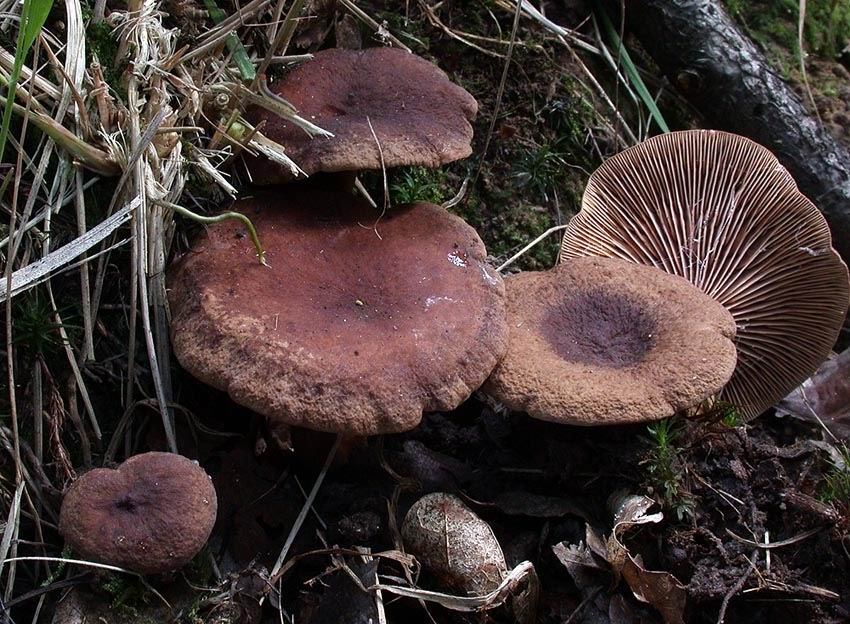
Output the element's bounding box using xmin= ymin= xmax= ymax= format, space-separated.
xmin=594 ymin=3 xmax=670 ymax=134
xmin=20 ymin=0 xmax=53 ymax=50
xmin=0 ymin=0 xmax=55 ymax=161
xmin=201 ymin=0 xmax=256 ymax=81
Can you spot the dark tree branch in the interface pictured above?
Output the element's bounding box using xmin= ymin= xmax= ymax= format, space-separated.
xmin=622 ymin=0 xmax=850 ymax=263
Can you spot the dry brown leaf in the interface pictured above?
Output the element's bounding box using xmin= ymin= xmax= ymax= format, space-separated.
xmin=553 ymin=494 xmax=686 ymax=624
xmin=608 ymin=494 xmax=686 ymax=624
xmin=777 ymin=347 xmax=850 ymax=439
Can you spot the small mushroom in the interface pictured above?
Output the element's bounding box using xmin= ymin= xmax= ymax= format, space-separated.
xmin=402 ymin=492 xmax=507 ymax=596
xmin=245 ymin=47 xmax=477 ymax=184
xmin=485 ymin=257 xmax=737 ymax=425
xmin=58 ymin=452 xmax=217 ymax=575
xmin=167 ymin=189 xmax=507 ymax=435
xmin=561 ymin=129 xmax=850 ymax=419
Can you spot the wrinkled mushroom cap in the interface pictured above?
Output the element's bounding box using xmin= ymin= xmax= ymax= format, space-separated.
xmin=59 ymin=452 xmax=217 ymax=575
xmin=245 ymin=47 xmax=478 ymax=183
xmin=167 ymin=190 xmax=507 ymax=435
xmin=485 ymin=257 xmax=737 ymax=425
xmin=561 ymin=129 xmax=850 ymax=420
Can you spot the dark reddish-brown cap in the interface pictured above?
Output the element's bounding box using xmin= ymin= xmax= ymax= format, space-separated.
xmin=561 ymin=130 xmax=850 ymax=420
xmin=485 ymin=257 xmax=737 ymax=425
xmin=245 ymin=47 xmax=478 ymax=184
xmin=167 ymin=190 xmax=507 ymax=435
xmin=59 ymin=452 xmax=217 ymax=574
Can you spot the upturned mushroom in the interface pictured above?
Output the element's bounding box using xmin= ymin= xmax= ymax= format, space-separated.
xmin=58 ymin=452 xmax=217 ymax=575
xmin=561 ymin=130 xmax=850 ymax=420
xmin=244 ymin=47 xmax=477 ymax=184
xmin=167 ymin=189 xmax=508 ymax=436
xmin=485 ymin=257 xmax=737 ymax=425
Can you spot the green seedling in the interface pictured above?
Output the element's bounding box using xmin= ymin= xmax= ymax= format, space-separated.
xmin=645 ymin=418 xmax=694 ymax=520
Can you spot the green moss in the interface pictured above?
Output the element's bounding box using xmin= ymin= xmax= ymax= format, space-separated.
xmin=11 ymin=289 xmax=78 ymax=361
xmin=81 ymin=1 xmax=126 ymax=91
xmin=100 ymin=573 xmax=154 ymax=620
xmin=728 ymin=0 xmax=850 ymax=60
xmin=358 ymin=3 xmax=601 ymax=271
xmin=448 ymin=191 xmax=558 ymax=270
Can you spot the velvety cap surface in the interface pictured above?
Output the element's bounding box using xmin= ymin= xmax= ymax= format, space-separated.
xmin=485 ymin=257 xmax=737 ymax=425
xmin=59 ymin=452 xmax=217 ymax=574
xmin=245 ymin=47 xmax=478 ymax=183
xmin=167 ymin=190 xmax=507 ymax=434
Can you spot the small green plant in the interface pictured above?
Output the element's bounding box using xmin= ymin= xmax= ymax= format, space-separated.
xmin=513 ymin=142 xmax=568 ymax=203
xmin=719 ymin=403 xmax=745 ymax=428
xmin=703 ymin=400 xmax=744 ymax=427
xmin=40 ymin=545 xmax=71 ymax=586
xmin=389 ymin=166 xmax=451 ymax=205
xmin=12 ymin=290 xmax=77 ymax=358
xmin=100 ymin=573 xmax=153 ymax=619
xmin=645 ymin=418 xmax=694 ymax=520
xmin=821 ymin=445 xmax=850 ymax=509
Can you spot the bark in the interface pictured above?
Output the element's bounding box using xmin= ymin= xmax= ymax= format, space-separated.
xmin=622 ymin=0 xmax=850 ymax=263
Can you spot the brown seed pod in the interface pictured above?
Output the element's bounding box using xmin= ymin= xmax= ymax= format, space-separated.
xmin=401 ymin=493 xmax=507 ymax=596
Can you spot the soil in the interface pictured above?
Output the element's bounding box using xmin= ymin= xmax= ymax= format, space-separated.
xmin=50 ymin=384 xmax=850 ymax=623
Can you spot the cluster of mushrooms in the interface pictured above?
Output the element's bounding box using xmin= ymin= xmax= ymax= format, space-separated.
xmin=57 ymin=47 xmax=850 ymax=584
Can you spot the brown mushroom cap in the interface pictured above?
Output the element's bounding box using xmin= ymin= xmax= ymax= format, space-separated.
xmin=58 ymin=452 xmax=217 ymax=575
xmin=245 ymin=47 xmax=478 ymax=184
xmin=485 ymin=257 xmax=737 ymax=425
xmin=561 ymin=130 xmax=850 ymax=420
xmin=167 ymin=190 xmax=507 ymax=435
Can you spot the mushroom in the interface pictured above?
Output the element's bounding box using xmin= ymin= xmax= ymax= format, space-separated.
xmin=58 ymin=452 xmax=217 ymax=575
xmin=244 ymin=47 xmax=477 ymax=184
xmin=485 ymin=257 xmax=737 ymax=425
xmin=167 ymin=189 xmax=508 ymax=435
xmin=561 ymin=129 xmax=850 ymax=419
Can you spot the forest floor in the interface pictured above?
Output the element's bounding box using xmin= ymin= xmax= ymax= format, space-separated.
xmin=3 ymin=0 xmax=850 ymax=623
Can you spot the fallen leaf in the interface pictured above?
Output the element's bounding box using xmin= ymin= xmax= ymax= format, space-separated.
xmin=607 ymin=493 xmax=686 ymax=624
xmin=777 ymin=348 xmax=850 ymax=439
xmin=553 ymin=494 xmax=686 ymax=624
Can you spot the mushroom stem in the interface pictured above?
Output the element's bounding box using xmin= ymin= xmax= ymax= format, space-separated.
xmin=158 ymin=200 xmax=268 ymax=266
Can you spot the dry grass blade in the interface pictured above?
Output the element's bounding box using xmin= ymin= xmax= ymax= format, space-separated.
xmin=0 ymin=484 xmax=24 ymax=573
xmin=373 ymin=560 xmax=536 ymax=612
xmin=497 ymin=225 xmax=568 ymax=272
xmin=338 ymin=0 xmax=412 ymax=51
xmin=797 ymin=0 xmax=822 ymax=126
xmin=266 ymin=434 xmax=343 ymax=600
xmin=0 ymin=198 xmax=138 ymax=302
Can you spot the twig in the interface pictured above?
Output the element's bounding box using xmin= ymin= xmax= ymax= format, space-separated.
xmin=338 ymin=0 xmax=411 ymax=51
xmin=497 ymin=225 xmax=568 ymax=272
xmin=717 ymin=551 xmax=759 ymax=624
xmin=472 ymin=0 xmax=522 ymax=188
xmin=265 ymin=434 xmax=343 ymax=601
xmin=725 ymin=526 xmax=823 ymax=550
